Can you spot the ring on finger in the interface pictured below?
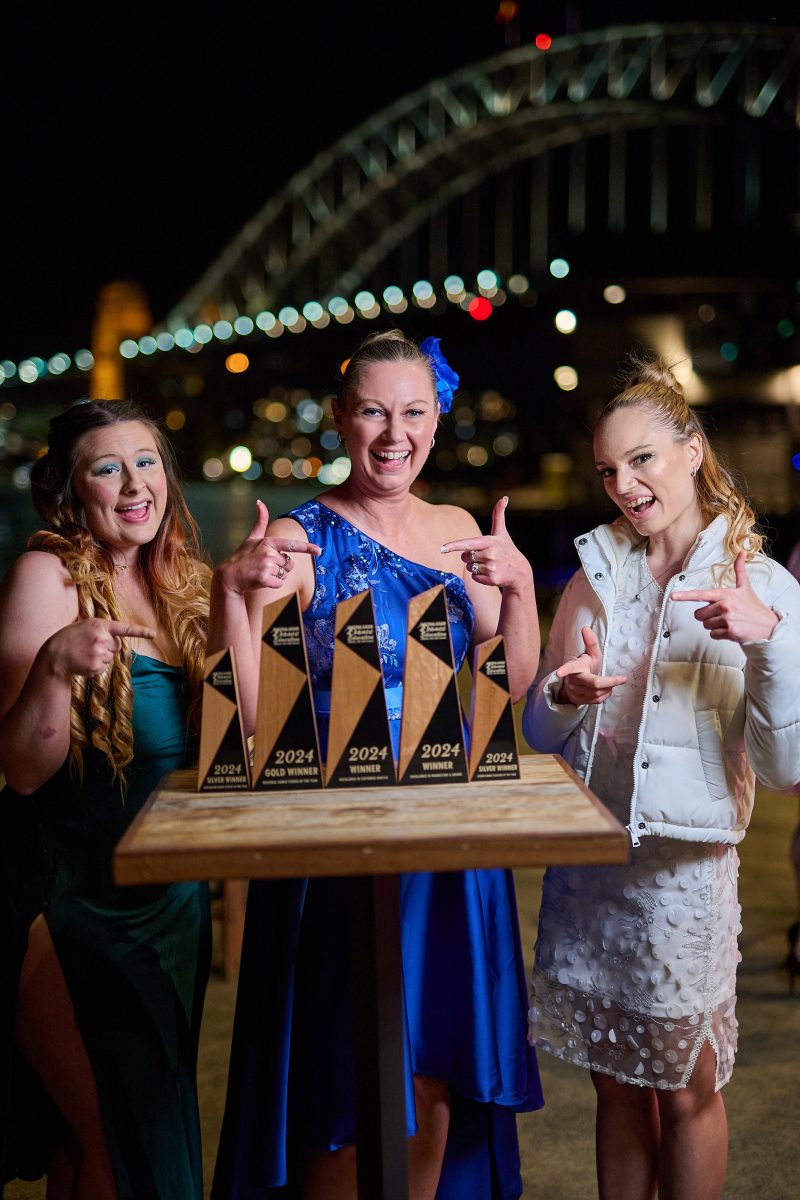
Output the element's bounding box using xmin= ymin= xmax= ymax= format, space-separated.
xmin=470 ymin=561 xmax=480 ymax=576
xmin=282 ymin=551 xmax=291 ymax=566
xmin=277 ymin=565 xmax=286 ymax=579
xmin=469 ymin=549 xmax=476 ymax=564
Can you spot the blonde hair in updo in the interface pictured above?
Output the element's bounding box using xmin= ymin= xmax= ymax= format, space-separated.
xmin=28 ymin=399 xmax=210 ymax=785
xmin=337 ymin=329 xmax=437 ymax=406
xmin=598 ymin=354 xmax=764 ymax=566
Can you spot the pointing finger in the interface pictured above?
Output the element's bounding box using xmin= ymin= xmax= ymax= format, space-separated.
xmin=246 ymin=499 xmax=270 ymax=542
xmin=107 ymin=622 xmax=156 ymax=639
xmin=490 ymin=495 xmax=509 ymax=537
xmin=440 ymin=537 xmax=491 ymax=554
xmin=671 ymin=589 xmax=725 ymax=603
xmin=733 ymin=550 xmax=749 ymax=589
xmin=270 ymin=538 xmax=322 ymax=557
xmin=580 ymin=626 xmax=600 ymax=657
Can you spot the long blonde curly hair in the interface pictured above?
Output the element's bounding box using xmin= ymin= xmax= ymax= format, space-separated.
xmin=598 ymin=355 xmax=764 ymax=569
xmin=29 ymin=399 xmax=210 ymax=785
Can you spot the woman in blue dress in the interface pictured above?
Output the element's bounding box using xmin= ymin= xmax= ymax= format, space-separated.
xmin=0 ymin=400 xmax=211 ymax=1198
xmin=210 ymin=330 xmax=544 ymax=1199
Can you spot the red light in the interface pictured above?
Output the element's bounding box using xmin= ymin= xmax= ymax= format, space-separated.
xmin=468 ymin=297 xmax=493 ymax=322
xmin=535 ymin=33 xmax=552 ymax=51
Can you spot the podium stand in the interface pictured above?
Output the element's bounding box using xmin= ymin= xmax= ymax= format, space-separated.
xmin=114 ymin=757 xmax=627 ymax=1200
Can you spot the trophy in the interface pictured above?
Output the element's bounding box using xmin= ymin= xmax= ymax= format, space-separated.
xmin=252 ymin=593 xmax=323 ymax=790
xmin=325 ymin=589 xmax=396 ymax=787
xmin=397 ymin=585 xmax=469 ymax=785
xmin=197 ymin=646 xmax=250 ymax=791
xmin=467 ymin=635 xmax=520 ymax=782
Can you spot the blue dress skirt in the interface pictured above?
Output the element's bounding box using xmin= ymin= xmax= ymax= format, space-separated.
xmin=212 ymin=501 xmax=542 ymax=1199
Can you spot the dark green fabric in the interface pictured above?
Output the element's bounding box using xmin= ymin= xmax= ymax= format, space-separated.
xmin=2 ymin=654 xmax=210 ymax=1199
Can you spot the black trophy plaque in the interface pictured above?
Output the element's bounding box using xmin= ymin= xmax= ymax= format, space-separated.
xmin=467 ymin=636 xmax=520 ymax=782
xmin=253 ymin=593 xmax=323 ymax=790
xmin=397 ymin=585 xmax=468 ymax=785
xmin=325 ymin=589 xmax=396 ymax=788
xmin=198 ymin=646 xmax=250 ymax=791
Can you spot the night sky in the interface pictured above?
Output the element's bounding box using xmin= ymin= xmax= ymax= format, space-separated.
xmin=3 ymin=0 xmax=794 ymax=364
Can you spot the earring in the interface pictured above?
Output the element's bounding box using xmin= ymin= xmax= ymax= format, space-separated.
xmin=691 ymin=465 xmax=698 ymax=477
xmin=430 ymin=437 xmax=436 ymax=449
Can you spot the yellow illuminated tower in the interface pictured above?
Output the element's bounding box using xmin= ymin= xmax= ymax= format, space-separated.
xmin=89 ymin=281 xmax=152 ymax=399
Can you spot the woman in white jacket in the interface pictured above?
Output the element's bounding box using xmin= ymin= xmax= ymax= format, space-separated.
xmin=523 ymin=357 xmax=800 ymax=1200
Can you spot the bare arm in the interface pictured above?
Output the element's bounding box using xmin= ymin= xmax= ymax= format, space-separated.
xmin=207 ymin=501 xmax=319 ymax=733
xmin=0 ymin=553 xmax=154 ymax=793
xmin=441 ymin=498 xmax=539 ymax=700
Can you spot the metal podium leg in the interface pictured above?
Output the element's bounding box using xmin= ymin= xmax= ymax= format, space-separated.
xmin=350 ymin=873 xmax=409 ymax=1200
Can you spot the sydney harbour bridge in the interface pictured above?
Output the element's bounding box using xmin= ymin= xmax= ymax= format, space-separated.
xmin=2 ymin=21 xmax=799 ymax=564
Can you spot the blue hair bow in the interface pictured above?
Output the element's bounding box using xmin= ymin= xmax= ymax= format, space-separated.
xmin=420 ymin=336 xmax=459 ymax=414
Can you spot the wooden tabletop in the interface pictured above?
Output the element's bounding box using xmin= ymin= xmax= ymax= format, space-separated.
xmin=113 ymin=755 xmax=628 ymax=884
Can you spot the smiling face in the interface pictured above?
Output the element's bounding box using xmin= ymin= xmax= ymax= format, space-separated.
xmin=594 ymin=405 xmax=704 ymax=546
xmin=334 ymin=360 xmax=438 ymax=493
xmin=71 ymin=420 xmax=168 ymax=556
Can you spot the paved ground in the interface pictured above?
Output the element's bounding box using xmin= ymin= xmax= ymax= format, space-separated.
xmin=6 ymin=787 xmax=799 ymax=1199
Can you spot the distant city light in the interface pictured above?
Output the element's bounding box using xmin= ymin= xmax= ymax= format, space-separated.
xmin=554 ymin=366 xmax=579 ymax=391
xmin=444 ymin=275 xmax=465 ymax=297
xmin=226 ymin=353 xmax=250 ymax=374
xmin=554 ymin=309 xmax=577 ymax=334
xmin=603 ymin=285 xmax=627 ymax=305
xmin=697 ymin=304 xmax=715 ymax=322
xmin=549 ymin=258 xmax=570 ymax=279
xmin=477 ymin=269 xmax=499 ymax=291
xmin=468 ymin=296 xmax=493 ymax=321
xmin=720 ymin=342 xmax=739 ymax=362
xmin=202 ymin=457 xmax=224 ymax=480
xmin=535 ymin=32 xmax=552 ymax=50
xmin=229 ymin=445 xmax=253 ymax=472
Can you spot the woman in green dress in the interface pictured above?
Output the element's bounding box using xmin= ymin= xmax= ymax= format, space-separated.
xmin=0 ymin=400 xmax=212 ymax=1199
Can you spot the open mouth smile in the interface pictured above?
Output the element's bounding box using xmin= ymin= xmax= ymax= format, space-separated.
xmin=116 ymin=500 xmax=152 ymax=523
xmin=370 ymin=450 xmax=411 ymax=465
xmin=625 ymin=495 xmax=656 ymax=517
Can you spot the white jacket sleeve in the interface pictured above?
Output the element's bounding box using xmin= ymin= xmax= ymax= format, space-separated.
xmin=742 ymin=576 xmax=800 ymax=789
xmin=522 ymin=571 xmax=590 ymax=754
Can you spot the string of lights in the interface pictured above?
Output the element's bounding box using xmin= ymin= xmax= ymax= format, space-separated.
xmin=0 ymin=261 xmax=622 ymax=389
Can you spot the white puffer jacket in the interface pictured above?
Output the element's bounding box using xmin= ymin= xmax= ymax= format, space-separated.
xmin=522 ymin=515 xmax=800 ymax=846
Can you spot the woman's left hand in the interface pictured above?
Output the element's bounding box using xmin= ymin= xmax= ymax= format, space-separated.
xmin=671 ymin=550 xmax=779 ymax=642
xmin=441 ymin=496 xmax=533 ymax=591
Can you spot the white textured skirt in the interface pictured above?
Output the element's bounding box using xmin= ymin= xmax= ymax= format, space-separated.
xmin=528 ymin=837 xmax=741 ymax=1091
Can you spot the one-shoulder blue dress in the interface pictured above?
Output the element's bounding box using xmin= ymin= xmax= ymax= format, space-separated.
xmin=212 ymin=500 xmax=542 ymax=1200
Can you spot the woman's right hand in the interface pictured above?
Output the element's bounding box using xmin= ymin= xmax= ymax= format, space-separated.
xmin=45 ymin=618 xmax=156 ymax=678
xmin=554 ymin=626 xmax=627 ymax=705
xmin=214 ymin=500 xmax=321 ymax=596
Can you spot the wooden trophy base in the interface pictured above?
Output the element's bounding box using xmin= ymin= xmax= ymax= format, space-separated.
xmin=252 ymin=593 xmax=323 ymax=790
xmin=198 ymin=647 xmax=250 ymax=791
xmin=325 ymin=590 xmax=396 ymax=788
xmin=398 ymin=585 xmax=468 ymax=785
xmin=468 ymin=636 xmax=520 ymax=782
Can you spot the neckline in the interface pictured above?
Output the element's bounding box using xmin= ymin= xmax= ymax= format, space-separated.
xmin=308 ymin=499 xmax=466 ymax=586
xmin=131 ymin=651 xmax=183 ymax=671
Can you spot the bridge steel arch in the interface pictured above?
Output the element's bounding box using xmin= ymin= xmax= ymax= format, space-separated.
xmin=163 ymin=23 xmax=800 ymax=333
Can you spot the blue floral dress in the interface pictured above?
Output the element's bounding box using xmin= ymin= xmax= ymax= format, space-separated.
xmin=212 ymin=500 xmax=542 ymax=1200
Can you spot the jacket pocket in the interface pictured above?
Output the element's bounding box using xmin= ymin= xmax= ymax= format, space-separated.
xmin=694 ymin=709 xmax=731 ymax=803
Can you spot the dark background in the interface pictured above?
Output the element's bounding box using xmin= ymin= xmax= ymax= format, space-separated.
xmin=4 ymin=0 xmax=794 ymax=364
